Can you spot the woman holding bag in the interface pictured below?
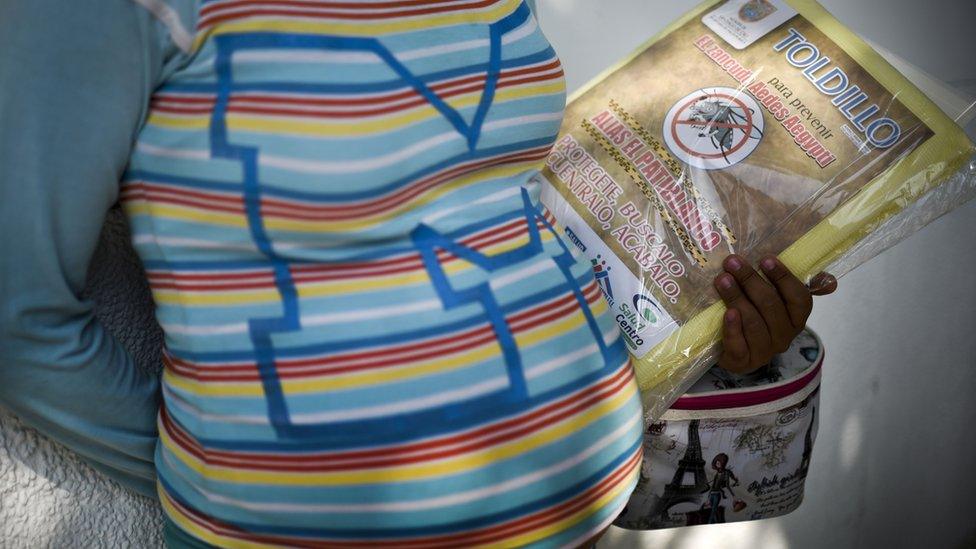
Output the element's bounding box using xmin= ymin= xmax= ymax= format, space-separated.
xmin=0 ymin=1 xmax=833 ymax=546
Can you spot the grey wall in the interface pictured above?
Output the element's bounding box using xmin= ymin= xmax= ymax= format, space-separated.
xmin=533 ymin=1 xmax=976 ymax=548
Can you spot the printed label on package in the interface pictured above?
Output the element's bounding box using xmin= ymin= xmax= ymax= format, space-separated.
xmin=703 ymin=0 xmax=799 ymax=50
xmin=540 ymin=0 xmax=933 ymax=357
xmin=541 ymin=183 xmax=678 ymax=355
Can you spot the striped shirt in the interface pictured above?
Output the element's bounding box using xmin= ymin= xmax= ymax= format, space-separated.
xmin=1 ymin=0 xmax=644 ymax=546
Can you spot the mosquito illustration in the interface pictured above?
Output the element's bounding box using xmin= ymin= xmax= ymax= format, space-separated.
xmin=686 ymin=92 xmax=764 ymax=164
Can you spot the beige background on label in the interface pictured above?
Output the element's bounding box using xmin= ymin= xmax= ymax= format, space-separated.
xmin=545 ymin=13 xmax=932 ymax=323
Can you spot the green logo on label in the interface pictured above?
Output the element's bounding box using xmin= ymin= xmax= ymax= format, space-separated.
xmin=632 ymin=294 xmax=663 ymax=328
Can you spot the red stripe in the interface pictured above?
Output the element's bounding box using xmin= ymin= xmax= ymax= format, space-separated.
xmin=164 ymin=281 xmax=599 ymax=378
xmin=142 ymin=215 xmax=536 ymax=286
xmin=147 ymin=268 xmax=275 ymax=282
xmin=161 ymin=284 xmax=594 ymax=380
xmin=164 ymin=326 xmax=495 ymax=380
xmin=287 ymin=220 xmax=527 ymax=277
xmin=198 ymin=0 xmax=503 ymax=29
xmin=126 ymin=145 xmax=550 ymax=224
xmin=150 ymin=94 xmax=213 ymax=104
xmin=163 ymin=366 xmax=632 ymax=473
xmin=151 ymin=59 xmax=560 ymax=117
xmin=123 ymin=182 xmax=242 ymax=207
xmin=152 ymin=69 xmax=562 ymax=119
xmin=162 ymin=491 xmax=324 ymax=549
xmin=146 ymin=217 xmax=550 ymax=292
xmin=162 ymin=366 xmax=633 ymax=475
xmin=404 ymin=449 xmax=642 ymax=548
xmin=148 ymin=278 xmax=272 ymax=292
xmin=128 ymin=147 xmax=548 ymax=226
xmin=285 ymin=221 xmax=540 ymax=283
xmin=224 ymin=72 xmax=560 ymax=119
xmin=154 ymin=73 xmax=562 ymax=119
xmin=259 ymin=150 xmax=545 ymax=216
xmin=122 ymin=191 xmax=246 ymax=217
xmin=291 ymin=216 xmax=529 ymax=273
xmin=160 ymin=358 xmax=631 ymax=469
xmin=124 ymin=147 xmax=549 ymax=227
xmin=160 ymin=446 xmax=640 ymax=548
xmin=200 ymin=0 xmax=485 ymax=18
xmin=165 ymin=281 xmax=602 ymax=381
xmin=258 ymin=149 xmax=550 ymax=221
xmin=150 ymin=279 xmax=274 ymax=292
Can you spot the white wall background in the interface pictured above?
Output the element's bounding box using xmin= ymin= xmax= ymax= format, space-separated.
xmin=532 ymin=1 xmax=976 ymax=548
xmin=0 ymin=2 xmax=973 ymax=547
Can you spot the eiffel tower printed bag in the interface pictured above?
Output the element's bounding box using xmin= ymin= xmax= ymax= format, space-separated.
xmin=614 ymin=328 xmax=823 ymax=529
xmin=537 ymin=0 xmax=976 ymax=419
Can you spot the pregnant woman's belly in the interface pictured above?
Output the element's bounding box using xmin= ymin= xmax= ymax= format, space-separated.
xmin=122 ymin=2 xmax=643 ymax=546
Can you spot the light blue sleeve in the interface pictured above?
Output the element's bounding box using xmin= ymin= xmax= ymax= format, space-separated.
xmin=0 ymin=0 xmax=192 ymax=497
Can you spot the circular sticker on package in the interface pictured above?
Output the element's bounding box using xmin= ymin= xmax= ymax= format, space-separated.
xmin=663 ymin=87 xmax=765 ymax=170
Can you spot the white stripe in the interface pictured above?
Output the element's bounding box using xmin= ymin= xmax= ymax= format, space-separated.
xmin=302 ymin=298 xmax=443 ymax=326
xmin=149 ymin=110 xmax=205 ymax=120
xmin=489 ymin=254 xmax=556 ymax=290
xmin=152 ymin=92 xmax=214 ymax=100
xmin=206 ymin=10 xmax=535 ymax=64
xmin=159 ymin=297 xmax=442 ymax=336
xmin=229 ymin=94 xmax=423 ymax=114
xmin=163 ymin=385 xmax=269 ymax=424
xmin=256 ymin=112 xmax=560 ymax=175
xmin=166 ymin=408 xmax=641 ymax=514
xmin=422 ymin=186 xmax=522 ymax=224
xmin=260 ymin=130 xmax=458 ymax=174
xmin=226 ymin=64 xmax=560 ymax=114
xmin=136 ymin=142 xmax=211 ymax=161
xmin=161 ymin=321 xmax=250 ymax=337
xmin=234 ymin=49 xmax=382 ymax=64
xmin=161 ymin=261 xmax=565 ymax=336
xmin=290 ymin=376 xmax=510 ymax=423
xmin=525 ymin=343 xmax=600 ymax=381
xmin=156 ymin=238 xmax=573 ymax=337
xmin=502 ymin=12 xmax=539 ymax=44
xmin=163 ymin=376 xmax=509 ymax=425
xmin=149 ymin=266 xmax=270 ymax=277
xmin=163 ymin=324 xmax=621 ymax=426
xmin=231 ymin=34 xmax=488 ymax=65
xmin=481 ymin=111 xmax=564 ymax=132
xmin=523 ymin=327 xmax=620 ymax=380
xmin=150 ymin=276 xmax=273 ymax=288
xmin=131 ymin=0 xmax=194 ymax=53
xmin=402 ymin=38 xmax=488 ymax=61
xmin=132 ymin=234 xmax=258 ymax=252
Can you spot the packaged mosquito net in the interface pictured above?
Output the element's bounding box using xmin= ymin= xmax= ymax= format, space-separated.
xmin=536 ymin=0 xmax=976 ymax=420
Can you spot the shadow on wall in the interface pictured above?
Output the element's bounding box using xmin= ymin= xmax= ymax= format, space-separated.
xmin=0 ymin=207 xmax=165 ymax=548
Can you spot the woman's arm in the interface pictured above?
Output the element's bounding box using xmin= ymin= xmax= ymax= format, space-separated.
xmin=0 ymin=0 xmax=189 ymax=497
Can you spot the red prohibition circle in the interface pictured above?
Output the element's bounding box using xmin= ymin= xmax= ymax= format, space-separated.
xmin=669 ymin=92 xmax=756 ymax=160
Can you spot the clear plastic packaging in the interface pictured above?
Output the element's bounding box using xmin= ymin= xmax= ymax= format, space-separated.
xmin=536 ymin=0 xmax=976 ymax=421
